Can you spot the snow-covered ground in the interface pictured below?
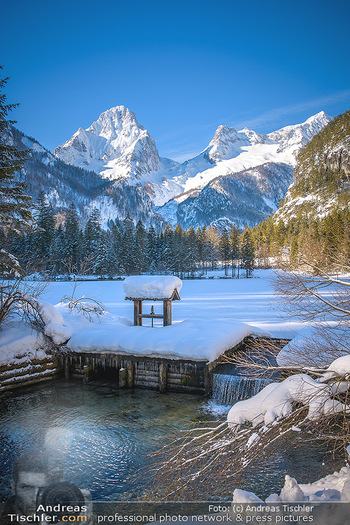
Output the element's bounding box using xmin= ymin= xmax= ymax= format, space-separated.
xmin=41 ymin=270 xmax=303 ymax=337
xmin=0 ymin=270 xmax=344 ymax=366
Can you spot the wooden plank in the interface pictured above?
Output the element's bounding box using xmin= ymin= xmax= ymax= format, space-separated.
xmin=134 ymin=300 xmax=143 ymax=326
xmin=163 ymin=300 xmax=172 ymax=326
xmin=127 ymin=361 xmax=134 ymax=387
xmin=159 ymin=362 xmax=167 ymax=393
xmin=136 ymin=314 xmax=164 ymax=319
xmin=135 ymin=381 xmax=159 ymax=390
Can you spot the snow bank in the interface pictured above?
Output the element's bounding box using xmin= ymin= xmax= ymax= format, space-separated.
xmin=227 ymin=373 xmax=347 ymax=427
xmin=38 ymin=300 xmax=72 ymax=345
xmin=0 ymin=323 xmax=46 ymax=365
xmin=2 ymin=295 xmax=265 ymax=364
xmin=123 ymin=275 xmax=182 ymax=299
xmin=63 ymin=308 xmax=266 ymax=361
xmin=227 ymin=352 xmax=350 ymax=428
xmin=233 ymin=461 xmax=350 ymax=503
xmin=276 ymin=326 xmax=316 ymax=367
xmin=276 ymin=323 xmax=349 ymax=368
xmin=324 ymin=354 xmax=350 ymax=377
xmin=0 ymin=300 xmax=72 ymax=366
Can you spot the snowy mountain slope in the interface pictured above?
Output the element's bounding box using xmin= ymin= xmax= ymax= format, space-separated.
xmin=273 ymin=110 xmax=350 ymax=224
xmin=54 ymin=108 xmax=331 ymax=217
xmin=7 ymin=126 xmax=163 ymax=227
xmin=268 ymin=111 xmax=331 ymax=156
xmin=155 ymin=112 xmax=331 ymax=228
xmin=12 ymin=107 xmax=332 ymax=230
xmin=169 ymin=111 xmax=331 ymax=199
xmin=158 ymin=162 xmax=294 ymax=229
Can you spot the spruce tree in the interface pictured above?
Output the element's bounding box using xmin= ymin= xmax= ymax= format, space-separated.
xmin=241 ymin=228 xmax=255 ymax=278
xmin=64 ymin=203 xmax=81 ymax=268
xmin=0 ymin=69 xmax=33 ymax=276
xmin=219 ymin=230 xmax=230 ymax=276
xmin=205 ymin=226 xmax=219 ymax=271
xmin=35 ymin=191 xmax=55 ymax=264
xmin=229 ymin=226 xmax=240 ymax=277
xmin=134 ymin=219 xmax=147 ymax=274
xmin=84 ymin=207 xmax=102 ymax=259
xmin=147 ymin=224 xmax=158 ymax=272
xmin=160 ymin=224 xmax=173 ymax=273
xmin=186 ymin=226 xmax=198 ymax=277
xmin=94 ymin=234 xmax=108 ymax=277
xmin=173 ymin=224 xmax=185 ymax=276
xmin=122 ymin=214 xmax=135 ymax=274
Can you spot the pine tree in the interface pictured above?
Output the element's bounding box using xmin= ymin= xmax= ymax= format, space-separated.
xmin=173 ymin=224 xmax=185 ymax=277
xmin=219 ymin=230 xmax=230 ymax=276
xmin=52 ymin=225 xmax=65 ymax=274
xmin=147 ymin=224 xmax=159 ymax=272
xmin=122 ymin=214 xmax=135 ymax=274
xmin=186 ymin=225 xmax=198 ymax=277
xmin=205 ymin=226 xmax=219 ymax=271
xmin=84 ymin=207 xmax=102 ymax=259
xmin=199 ymin=225 xmax=210 ymax=274
xmin=134 ymin=219 xmax=147 ymax=274
xmin=160 ymin=224 xmax=173 ymax=273
xmin=94 ymin=234 xmax=108 ymax=277
xmin=0 ymin=69 xmax=33 ymax=276
xmin=64 ymin=203 xmax=81 ymax=268
xmin=241 ymin=228 xmax=255 ymax=278
xmin=35 ymin=192 xmax=55 ymax=265
xmin=107 ymin=220 xmax=122 ymax=277
xmin=229 ymin=226 xmax=240 ymax=277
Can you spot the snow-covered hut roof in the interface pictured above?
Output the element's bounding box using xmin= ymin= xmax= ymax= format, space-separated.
xmin=123 ymin=276 xmax=182 ymax=301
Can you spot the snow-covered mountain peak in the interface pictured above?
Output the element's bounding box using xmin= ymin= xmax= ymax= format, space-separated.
xmin=267 ymin=111 xmax=333 ymax=157
xmin=238 ymin=127 xmax=270 ymax=145
xmin=87 ymin=106 xmax=144 ymax=141
xmin=304 ymin=110 xmax=331 ymax=126
xmin=51 ymin=107 xmax=333 ymax=227
xmin=206 ymin=124 xmax=251 ymax=162
xmin=54 ymin=105 xmax=160 ymax=179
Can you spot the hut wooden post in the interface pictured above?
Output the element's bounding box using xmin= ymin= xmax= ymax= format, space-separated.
xmin=163 ymin=300 xmax=172 ymax=326
xmin=83 ymin=364 xmax=93 ymax=384
xmin=127 ymin=361 xmax=134 ymax=388
xmin=134 ymin=300 xmax=143 ymax=326
xmin=119 ymin=367 xmax=127 ymax=388
xmin=204 ymin=367 xmax=210 ymax=395
xmin=159 ymin=362 xmax=167 ymax=393
xmin=64 ymin=358 xmax=70 ymax=380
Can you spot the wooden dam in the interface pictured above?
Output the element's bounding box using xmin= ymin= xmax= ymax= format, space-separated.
xmin=58 ymin=336 xmax=290 ymax=395
xmin=0 ymin=276 xmax=290 ymax=396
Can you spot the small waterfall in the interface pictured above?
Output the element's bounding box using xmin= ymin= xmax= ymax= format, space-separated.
xmin=212 ymin=374 xmax=271 ymax=406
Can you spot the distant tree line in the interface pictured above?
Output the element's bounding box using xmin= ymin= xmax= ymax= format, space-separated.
xmin=8 ymin=193 xmax=256 ymax=278
xmin=250 ymin=207 xmax=350 ymax=270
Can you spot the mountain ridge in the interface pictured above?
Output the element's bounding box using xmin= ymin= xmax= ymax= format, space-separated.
xmin=10 ymin=107 xmax=333 ymax=230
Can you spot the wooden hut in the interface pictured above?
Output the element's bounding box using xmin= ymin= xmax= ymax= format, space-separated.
xmin=123 ymin=276 xmax=182 ymax=327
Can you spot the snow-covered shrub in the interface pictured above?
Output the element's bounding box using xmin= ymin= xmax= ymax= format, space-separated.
xmin=60 ymin=283 xmax=105 ymax=322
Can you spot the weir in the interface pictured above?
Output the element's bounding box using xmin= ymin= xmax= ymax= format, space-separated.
xmin=211 ymin=373 xmax=271 ymax=405
xmin=60 ymin=352 xmax=210 ymax=395
xmin=0 ymin=337 xmax=290 ymax=396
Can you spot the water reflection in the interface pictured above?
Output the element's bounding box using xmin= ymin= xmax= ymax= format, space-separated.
xmin=0 ymin=379 xmax=342 ymax=502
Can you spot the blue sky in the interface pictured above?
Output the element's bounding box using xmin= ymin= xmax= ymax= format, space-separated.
xmin=2 ymin=0 xmax=350 ymax=161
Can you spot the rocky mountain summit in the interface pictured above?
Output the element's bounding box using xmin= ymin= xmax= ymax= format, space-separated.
xmin=54 ymin=106 xmax=162 ymax=179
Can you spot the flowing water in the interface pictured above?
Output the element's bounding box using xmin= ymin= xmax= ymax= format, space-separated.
xmin=211 ymin=373 xmax=271 ymax=405
xmin=0 ymin=379 xmax=342 ymax=502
